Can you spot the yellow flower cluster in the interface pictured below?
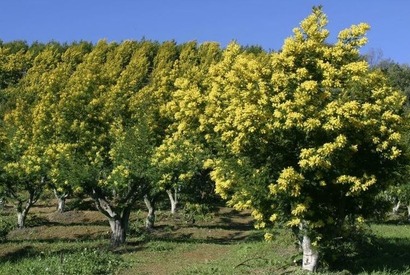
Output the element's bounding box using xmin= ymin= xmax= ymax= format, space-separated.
xmin=291 ymin=203 xmax=308 ymax=216
xmin=264 ymin=233 xmax=274 ymax=242
xmin=286 ymin=218 xmax=301 ymax=227
xmin=211 ymin=167 xmax=232 ymax=200
xmin=270 ymin=167 xmax=304 ymax=197
xmin=252 ymin=209 xmax=266 ymax=229
xmin=336 ymin=174 xmax=377 ymax=196
xmin=299 ymin=135 xmax=347 ymax=170
xmin=269 ymin=213 xmax=278 ymax=222
xmin=337 ymin=23 xmax=370 ymax=48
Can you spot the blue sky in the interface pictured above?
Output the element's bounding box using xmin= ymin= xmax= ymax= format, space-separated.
xmin=1 ymin=1 xmax=409 ymax=64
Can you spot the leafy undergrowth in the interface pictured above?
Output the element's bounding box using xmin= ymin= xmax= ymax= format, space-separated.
xmin=0 ymin=202 xmax=410 ymax=274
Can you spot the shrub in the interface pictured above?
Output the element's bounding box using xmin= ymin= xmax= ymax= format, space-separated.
xmin=183 ymin=202 xmax=214 ymax=223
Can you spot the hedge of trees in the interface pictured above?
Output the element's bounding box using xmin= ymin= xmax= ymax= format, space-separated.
xmin=0 ymin=7 xmax=409 ymax=271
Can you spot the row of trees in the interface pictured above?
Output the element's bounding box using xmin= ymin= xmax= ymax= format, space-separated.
xmin=1 ymin=7 xmax=409 ymax=271
xmin=373 ymin=59 xmax=410 ymax=220
xmin=0 ymin=38 xmax=223 ymax=245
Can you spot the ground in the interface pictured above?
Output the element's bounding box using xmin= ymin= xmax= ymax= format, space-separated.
xmin=1 ymin=200 xmax=297 ymax=274
xmin=1 ymin=199 xmax=410 ymax=274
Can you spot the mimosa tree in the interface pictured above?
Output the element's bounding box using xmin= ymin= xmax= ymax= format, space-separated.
xmin=153 ymin=41 xmax=222 ymax=214
xmin=0 ymin=43 xmax=63 ymax=228
xmin=50 ymin=40 xmax=158 ymax=246
xmin=179 ymin=7 xmax=408 ymax=271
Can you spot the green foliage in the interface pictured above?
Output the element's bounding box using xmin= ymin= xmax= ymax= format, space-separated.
xmin=376 ymin=60 xmax=410 ymax=101
xmin=374 ymin=60 xmax=410 ymax=214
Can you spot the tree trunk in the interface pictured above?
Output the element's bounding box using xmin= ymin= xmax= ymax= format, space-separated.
xmin=17 ymin=211 xmax=26 ymax=229
xmin=15 ymin=189 xmax=40 ymax=229
xmin=110 ymin=208 xmax=130 ymax=247
xmin=393 ymin=200 xmax=401 ymax=214
xmin=144 ymin=195 xmax=155 ymax=230
xmin=12 ymin=181 xmax=42 ymax=229
xmin=53 ymin=189 xmax=68 ymax=213
xmin=57 ymin=198 xmax=66 ymax=213
xmin=407 ymin=204 xmax=410 ymax=221
xmin=92 ymin=193 xmax=131 ymax=247
xmin=302 ymin=234 xmax=319 ymax=272
xmin=109 ymin=218 xmax=127 ymax=247
xmin=16 ymin=201 xmax=30 ymax=229
xmin=91 ymin=188 xmax=137 ymax=247
xmin=166 ymin=188 xmax=178 ymax=214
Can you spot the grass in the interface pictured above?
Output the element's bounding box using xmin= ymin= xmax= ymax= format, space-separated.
xmin=360 ymin=224 xmax=410 ymax=274
xmin=0 ymin=246 xmax=125 ymax=275
xmin=1 ymin=201 xmax=410 ymax=274
xmin=118 ymin=229 xmax=299 ymax=275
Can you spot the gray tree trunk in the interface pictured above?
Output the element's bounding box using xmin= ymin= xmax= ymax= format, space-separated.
xmin=407 ymin=204 xmax=410 ymax=221
xmin=108 ymin=208 xmax=130 ymax=247
xmin=53 ymin=189 xmax=68 ymax=213
xmin=144 ymin=195 xmax=155 ymax=230
xmin=16 ymin=202 xmax=31 ymax=229
xmin=57 ymin=198 xmax=66 ymax=213
xmin=92 ymin=190 xmax=132 ymax=247
xmin=109 ymin=218 xmax=127 ymax=247
xmin=302 ymin=234 xmax=319 ymax=272
xmin=15 ymin=188 xmax=40 ymax=229
xmin=17 ymin=211 xmax=26 ymax=229
xmin=393 ymin=200 xmax=401 ymax=214
xmin=166 ymin=189 xmax=178 ymax=214
xmin=13 ymin=179 xmax=43 ymax=229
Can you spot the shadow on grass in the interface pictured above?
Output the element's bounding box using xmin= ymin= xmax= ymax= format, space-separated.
xmin=1 ymin=238 xmax=152 ymax=265
xmin=5 ymin=233 xmax=110 ymax=245
xmin=65 ymin=199 xmax=96 ymax=211
xmin=49 ymin=220 xmax=108 ymax=227
xmin=354 ymin=237 xmax=410 ymax=274
xmin=25 ymin=215 xmax=108 ymax=227
xmin=191 ymin=208 xmax=254 ymax=231
xmin=134 ymin=226 xmax=264 ymax=246
xmin=324 ymin=234 xmax=410 ymax=274
xmin=0 ymin=245 xmax=82 ymax=264
xmin=0 ymin=245 xmax=37 ymax=263
xmin=377 ymin=218 xmax=410 ymax=226
xmin=194 ymin=223 xmax=253 ymax=231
